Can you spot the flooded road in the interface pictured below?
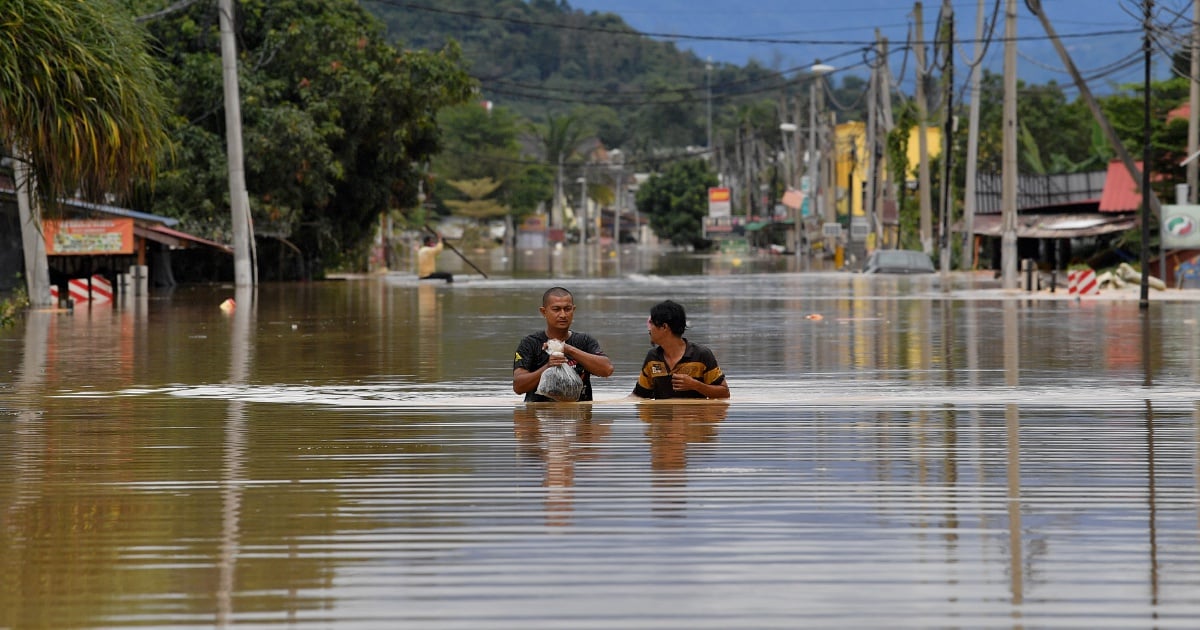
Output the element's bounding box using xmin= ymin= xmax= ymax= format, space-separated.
xmin=4 ymin=254 xmax=1200 ymax=628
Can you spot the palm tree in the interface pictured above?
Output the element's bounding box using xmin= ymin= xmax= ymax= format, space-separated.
xmin=532 ymin=114 xmax=588 ymax=229
xmin=1 ymin=0 xmax=170 ymax=306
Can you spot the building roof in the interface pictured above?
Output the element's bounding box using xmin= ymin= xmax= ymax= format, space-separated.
xmin=1098 ymin=160 xmax=1144 ymax=213
xmin=0 ymin=186 xmax=180 ymax=226
xmin=964 ymin=212 xmax=1137 ymax=238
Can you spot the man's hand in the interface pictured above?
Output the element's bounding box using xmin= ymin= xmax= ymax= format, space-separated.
xmin=671 ymin=374 xmax=698 ymax=392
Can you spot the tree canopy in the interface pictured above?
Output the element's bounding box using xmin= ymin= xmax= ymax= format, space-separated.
xmin=1 ymin=0 xmax=171 ymax=208
xmin=132 ymin=0 xmax=475 ymax=276
xmin=635 ymin=158 xmax=718 ymax=249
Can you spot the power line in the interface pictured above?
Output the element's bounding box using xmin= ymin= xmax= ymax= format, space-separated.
xmin=368 ymin=0 xmax=1146 ymax=48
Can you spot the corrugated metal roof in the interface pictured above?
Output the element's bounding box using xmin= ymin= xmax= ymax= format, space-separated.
xmin=0 ymin=186 xmax=179 ymax=226
xmin=962 ymin=212 xmax=1137 ymax=238
xmin=1099 ymin=160 xmax=1143 ymax=213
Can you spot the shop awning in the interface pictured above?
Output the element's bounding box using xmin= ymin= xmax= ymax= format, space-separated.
xmin=960 ymin=213 xmax=1138 ymax=238
xmin=135 ymin=224 xmax=233 ymax=253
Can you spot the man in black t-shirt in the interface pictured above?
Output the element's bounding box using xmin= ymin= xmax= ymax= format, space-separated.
xmin=512 ymin=287 xmax=613 ymax=402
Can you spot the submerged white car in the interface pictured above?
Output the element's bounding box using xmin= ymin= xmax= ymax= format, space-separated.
xmin=862 ymin=249 xmax=936 ymax=274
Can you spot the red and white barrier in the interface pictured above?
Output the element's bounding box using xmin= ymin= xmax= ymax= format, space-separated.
xmin=1068 ymin=269 xmax=1099 ymax=295
xmin=90 ymin=274 xmax=113 ymax=303
xmin=67 ymin=278 xmax=91 ymax=303
xmin=60 ymin=276 xmax=114 ymax=304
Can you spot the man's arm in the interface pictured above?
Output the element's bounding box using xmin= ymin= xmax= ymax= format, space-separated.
xmin=513 ymin=361 xmax=559 ymax=394
xmin=513 ymin=344 xmax=568 ymax=394
xmin=563 ymin=343 xmax=613 ymax=378
xmin=670 ymin=374 xmax=730 ymax=399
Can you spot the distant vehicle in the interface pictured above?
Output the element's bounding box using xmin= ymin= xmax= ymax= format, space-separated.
xmin=862 ymin=249 xmax=936 ymax=274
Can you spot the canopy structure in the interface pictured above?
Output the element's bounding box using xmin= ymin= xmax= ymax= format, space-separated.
xmin=963 ymin=213 xmax=1138 ymax=239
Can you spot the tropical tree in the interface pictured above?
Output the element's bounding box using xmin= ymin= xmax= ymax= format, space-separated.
xmin=532 ymin=113 xmax=590 ymax=228
xmin=432 ymin=102 xmax=553 ymax=236
xmin=635 ymin=158 xmax=718 ymax=249
xmin=1 ymin=0 xmax=171 ymax=306
xmin=133 ymin=0 xmax=475 ymax=277
xmin=443 ymin=178 xmax=506 ymax=220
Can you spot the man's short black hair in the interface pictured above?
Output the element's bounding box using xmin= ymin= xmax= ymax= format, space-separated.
xmin=649 ymin=300 xmax=687 ymax=336
xmin=542 ymin=286 xmax=574 ymax=306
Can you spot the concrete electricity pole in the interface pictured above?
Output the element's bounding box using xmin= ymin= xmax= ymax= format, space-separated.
xmin=1189 ymin=0 xmax=1199 ymax=203
xmin=1026 ymin=0 xmax=1160 ymax=220
xmin=913 ymin=2 xmax=934 ymax=255
xmin=865 ymin=44 xmax=878 ymax=250
xmin=219 ymin=0 xmax=255 ymax=287
xmin=938 ymin=0 xmax=954 ymax=275
xmin=1001 ymin=0 xmax=1018 ymax=289
xmin=877 ymin=34 xmax=896 ymax=247
xmin=961 ymin=0 xmax=987 ymax=270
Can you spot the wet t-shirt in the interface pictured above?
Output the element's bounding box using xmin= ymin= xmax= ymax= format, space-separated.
xmin=513 ymin=331 xmax=604 ymax=402
xmin=631 ymin=339 xmax=725 ymax=399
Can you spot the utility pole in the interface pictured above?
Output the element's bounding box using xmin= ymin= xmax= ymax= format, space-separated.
xmin=938 ymin=0 xmax=954 ymax=275
xmin=1189 ymin=0 xmax=1199 ymax=203
xmin=554 ymin=153 xmax=564 ymax=229
xmin=1140 ymin=0 xmax=1153 ymax=307
xmin=578 ymin=170 xmax=588 ymax=273
xmin=219 ymin=0 xmax=255 ymax=287
xmin=1027 ymin=0 xmax=1160 ymax=219
xmin=962 ymin=0 xmax=986 ymax=270
xmin=1001 ymin=0 xmax=1018 ymax=289
xmin=914 ymin=2 xmax=934 ymax=256
xmin=706 ymin=57 xmax=714 ymax=152
xmin=878 ymin=34 xmax=895 ymax=247
xmin=865 ymin=43 xmax=878 ymax=252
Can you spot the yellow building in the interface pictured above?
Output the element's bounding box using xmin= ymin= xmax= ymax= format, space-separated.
xmin=833 ymin=122 xmax=941 ymax=219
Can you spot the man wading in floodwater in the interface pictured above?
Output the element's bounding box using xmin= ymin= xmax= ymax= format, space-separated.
xmin=512 ymin=287 xmax=613 ymax=402
xmin=630 ymin=300 xmax=729 ymax=400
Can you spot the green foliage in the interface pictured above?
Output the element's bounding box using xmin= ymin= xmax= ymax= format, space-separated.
xmin=133 ymin=0 xmax=475 ymax=274
xmin=443 ymin=178 xmax=507 ymax=219
xmin=1 ymin=0 xmax=171 ymax=211
xmin=0 ymin=276 xmax=29 ymax=329
xmin=432 ymin=102 xmax=553 ymax=222
xmin=635 ymin=158 xmax=718 ymax=248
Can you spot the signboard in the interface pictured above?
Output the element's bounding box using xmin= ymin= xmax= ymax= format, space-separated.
xmin=849 ymin=218 xmax=870 ymax=242
xmin=43 ymin=219 xmax=134 ymax=255
xmin=822 ymin=222 xmax=843 ymax=238
xmin=708 ymin=187 xmax=731 ymax=218
xmin=1161 ymin=204 xmax=1200 ymax=248
xmin=781 ymin=188 xmax=803 ymax=210
xmin=520 ymin=214 xmax=547 ymax=231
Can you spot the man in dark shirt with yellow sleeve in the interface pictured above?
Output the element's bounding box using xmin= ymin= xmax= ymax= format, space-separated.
xmin=631 ymin=300 xmax=729 ymax=400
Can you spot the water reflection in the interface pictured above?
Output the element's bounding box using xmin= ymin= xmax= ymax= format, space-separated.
xmin=512 ymin=404 xmax=611 ymax=526
xmin=639 ymin=401 xmax=728 ymax=517
xmin=218 ymin=286 xmax=253 ymax=628
xmin=3 ymin=274 xmax=1200 ymax=627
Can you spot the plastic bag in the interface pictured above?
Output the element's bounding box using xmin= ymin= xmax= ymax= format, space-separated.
xmin=535 ymin=339 xmax=584 ymax=402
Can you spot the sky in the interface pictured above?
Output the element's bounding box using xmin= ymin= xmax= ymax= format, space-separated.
xmin=564 ymin=0 xmax=1193 ymax=92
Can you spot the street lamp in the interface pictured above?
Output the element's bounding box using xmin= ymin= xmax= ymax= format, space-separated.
xmin=779 ymin=122 xmax=798 ymax=188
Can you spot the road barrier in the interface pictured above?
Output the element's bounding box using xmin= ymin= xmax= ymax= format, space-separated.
xmin=1068 ymin=269 xmax=1099 ymax=296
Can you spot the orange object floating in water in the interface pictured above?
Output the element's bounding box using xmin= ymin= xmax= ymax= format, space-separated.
xmin=805 ymin=313 xmax=823 ymax=321
xmin=219 ymin=298 xmax=236 ymax=313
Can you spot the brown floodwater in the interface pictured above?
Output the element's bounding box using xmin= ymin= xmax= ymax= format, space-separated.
xmin=3 ymin=250 xmax=1200 ymax=628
